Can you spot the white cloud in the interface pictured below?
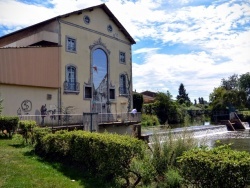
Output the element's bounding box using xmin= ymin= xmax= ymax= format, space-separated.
xmin=0 ymin=0 xmax=103 ymax=29
xmin=133 ymin=48 xmax=160 ymax=54
xmin=0 ymin=0 xmax=249 ymax=102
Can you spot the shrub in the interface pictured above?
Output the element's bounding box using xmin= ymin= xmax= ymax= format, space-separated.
xmin=141 ymin=114 xmax=160 ymax=127
xmin=165 ymin=168 xmax=183 ymax=188
xmin=0 ymin=116 xmax=19 ymax=137
xmin=178 ymin=144 xmax=250 ymax=188
xmin=33 ymin=127 xmax=52 ymax=155
xmin=130 ymin=149 xmax=157 ymax=186
xmin=34 ymin=129 xmax=146 ymax=187
xmin=18 ymin=120 xmax=37 ymax=144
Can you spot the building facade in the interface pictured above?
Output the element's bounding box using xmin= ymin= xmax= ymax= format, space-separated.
xmin=0 ymin=4 xmax=135 ymax=117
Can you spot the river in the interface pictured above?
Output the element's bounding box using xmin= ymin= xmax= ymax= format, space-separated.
xmin=142 ymin=124 xmax=250 ymax=153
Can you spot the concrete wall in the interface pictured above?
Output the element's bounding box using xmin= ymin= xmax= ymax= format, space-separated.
xmin=0 ymin=84 xmax=58 ymax=116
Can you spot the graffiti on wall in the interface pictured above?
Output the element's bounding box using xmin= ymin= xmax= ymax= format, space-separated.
xmin=21 ymin=100 xmax=32 ymax=112
xmin=17 ymin=100 xmax=32 ymax=115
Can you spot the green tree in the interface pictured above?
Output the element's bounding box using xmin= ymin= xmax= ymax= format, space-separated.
xmin=133 ymin=93 xmax=143 ymax=112
xmin=152 ymin=92 xmax=185 ymax=124
xmin=239 ymin=72 xmax=250 ymax=106
xmin=209 ymin=86 xmax=247 ymax=112
xmin=177 ymin=83 xmax=190 ymax=106
xmin=221 ymin=74 xmax=239 ymax=90
xmin=153 ymin=92 xmax=172 ymax=124
xmin=209 ymin=87 xmax=227 ymax=111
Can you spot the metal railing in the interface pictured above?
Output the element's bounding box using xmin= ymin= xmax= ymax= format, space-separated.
xmin=63 ymin=81 xmax=80 ymax=93
xmin=18 ymin=112 xmax=141 ymax=127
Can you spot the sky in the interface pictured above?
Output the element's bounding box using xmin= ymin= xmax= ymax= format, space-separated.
xmin=0 ymin=0 xmax=249 ymax=102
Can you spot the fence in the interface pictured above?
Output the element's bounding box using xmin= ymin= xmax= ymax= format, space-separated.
xmin=18 ymin=112 xmax=141 ymax=128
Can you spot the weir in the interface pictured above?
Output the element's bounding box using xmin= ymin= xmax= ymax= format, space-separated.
xmin=142 ymin=125 xmax=229 ymax=143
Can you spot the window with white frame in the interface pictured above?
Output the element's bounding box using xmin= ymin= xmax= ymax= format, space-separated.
xmin=119 ymin=74 xmax=127 ymax=95
xmin=119 ymin=51 xmax=126 ymax=64
xmin=66 ymin=36 xmax=76 ymax=53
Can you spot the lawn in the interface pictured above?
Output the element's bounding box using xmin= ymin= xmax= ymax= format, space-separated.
xmin=0 ymin=135 xmax=114 ymax=188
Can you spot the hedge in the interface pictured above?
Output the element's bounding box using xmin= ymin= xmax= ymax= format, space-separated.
xmin=34 ymin=129 xmax=146 ymax=185
xmin=18 ymin=120 xmax=37 ymax=143
xmin=0 ymin=116 xmax=19 ymax=137
xmin=178 ymin=144 xmax=250 ymax=188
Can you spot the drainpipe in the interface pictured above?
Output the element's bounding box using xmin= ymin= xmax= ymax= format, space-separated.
xmin=57 ymin=17 xmax=62 ymax=122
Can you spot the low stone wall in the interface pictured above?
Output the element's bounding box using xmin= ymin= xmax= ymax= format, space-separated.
xmin=98 ymin=122 xmax=141 ymax=138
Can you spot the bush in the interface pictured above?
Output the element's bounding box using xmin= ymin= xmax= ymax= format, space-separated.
xmin=141 ymin=114 xmax=160 ymax=127
xmin=33 ymin=127 xmax=52 ymax=155
xmin=34 ymin=129 xmax=146 ymax=186
xmin=165 ymin=168 xmax=183 ymax=188
xmin=178 ymin=144 xmax=250 ymax=188
xmin=239 ymin=111 xmax=250 ymax=123
xmin=18 ymin=120 xmax=37 ymax=144
xmin=0 ymin=116 xmax=19 ymax=137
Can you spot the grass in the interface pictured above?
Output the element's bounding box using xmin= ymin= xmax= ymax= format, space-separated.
xmin=0 ymin=134 xmax=115 ymax=188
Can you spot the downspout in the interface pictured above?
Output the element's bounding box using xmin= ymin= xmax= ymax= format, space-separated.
xmin=57 ymin=17 xmax=62 ymax=120
xmin=130 ymin=45 xmax=133 ymax=111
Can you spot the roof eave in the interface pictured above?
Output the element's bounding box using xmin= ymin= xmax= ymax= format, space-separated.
xmin=0 ymin=3 xmax=136 ymax=45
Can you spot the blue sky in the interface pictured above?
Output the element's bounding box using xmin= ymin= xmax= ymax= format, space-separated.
xmin=0 ymin=0 xmax=249 ymax=102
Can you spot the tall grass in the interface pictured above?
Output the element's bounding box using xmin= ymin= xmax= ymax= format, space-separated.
xmin=130 ymin=127 xmax=198 ymax=187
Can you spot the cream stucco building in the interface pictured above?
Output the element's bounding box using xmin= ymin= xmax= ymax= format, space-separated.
xmin=0 ymin=4 xmax=135 ymax=119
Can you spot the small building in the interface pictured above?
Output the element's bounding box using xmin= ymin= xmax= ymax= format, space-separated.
xmin=0 ymin=4 xmax=135 ymax=118
xmin=141 ymin=90 xmax=157 ymax=103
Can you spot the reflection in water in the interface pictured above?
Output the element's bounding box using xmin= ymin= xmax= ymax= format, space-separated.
xmin=207 ymin=129 xmax=250 ymax=152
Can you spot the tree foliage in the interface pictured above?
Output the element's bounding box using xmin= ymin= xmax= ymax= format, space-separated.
xmin=148 ymin=91 xmax=185 ymax=124
xmin=221 ymin=74 xmax=239 ymax=90
xmin=154 ymin=92 xmax=172 ymax=124
xmin=239 ymin=72 xmax=250 ymax=107
xmin=209 ymin=86 xmax=247 ymax=112
xmin=209 ymin=72 xmax=250 ymax=112
xmin=133 ymin=93 xmax=143 ymax=112
xmin=177 ymin=83 xmax=190 ymax=106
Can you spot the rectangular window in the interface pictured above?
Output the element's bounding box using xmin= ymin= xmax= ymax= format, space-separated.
xmin=66 ymin=36 xmax=76 ymax=53
xmin=119 ymin=51 xmax=126 ymax=64
xmin=119 ymin=74 xmax=127 ymax=95
xmin=47 ymin=94 xmax=52 ymax=100
xmin=110 ymin=88 xmax=115 ymax=100
xmin=84 ymin=86 xmax=92 ymax=99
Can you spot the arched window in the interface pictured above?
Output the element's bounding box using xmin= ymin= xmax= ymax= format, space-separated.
xmin=120 ymin=74 xmax=127 ymax=95
xmin=64 ymin=65 xmax=79 ymax=93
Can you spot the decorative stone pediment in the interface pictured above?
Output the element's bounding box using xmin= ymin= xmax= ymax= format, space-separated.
xmin=89 ymin=37 xmax=110 ymax=55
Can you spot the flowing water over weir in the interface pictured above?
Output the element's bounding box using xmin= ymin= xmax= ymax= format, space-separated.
xmin=143 ymin=125 xmax=228 ymax=143
xmin=142 ymin=124 xmax=250 ymax=151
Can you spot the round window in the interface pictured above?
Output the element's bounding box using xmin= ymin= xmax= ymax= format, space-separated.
xmin=107 ymin=25 xmax=113 ymax=32
xmin=84 ymin=15 xmax=90 ymax=24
